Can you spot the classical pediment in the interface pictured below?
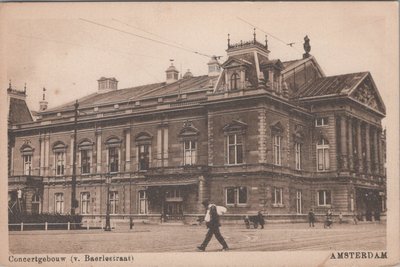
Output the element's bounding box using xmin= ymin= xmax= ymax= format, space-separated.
xmin=223 ymin=120 xmax=248 ymax=132
xmin=349 ymin=75 xmax=386 ymax=114
xmin=221 ymin=57 xmax=252 ymax=69
xmin=178 ymin=121 xmax=200 ymax=137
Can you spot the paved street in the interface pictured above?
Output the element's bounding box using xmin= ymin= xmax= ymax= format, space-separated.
xmin=9 ymin=222 xmax=386 ymax=253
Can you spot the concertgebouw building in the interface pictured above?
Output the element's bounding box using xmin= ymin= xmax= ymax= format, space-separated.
xmin=7 ymin=34 xmax=386 ymax=224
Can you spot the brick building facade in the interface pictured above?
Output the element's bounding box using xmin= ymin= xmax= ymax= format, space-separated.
xmin=8 ymin=34 xmax=386 ymax=223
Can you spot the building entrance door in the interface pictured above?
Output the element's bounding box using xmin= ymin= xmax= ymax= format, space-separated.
xmin=163 ymin=187 xmax=184 ymax=221
xmin=355 ymin=188 xmax=381 ymax=221
xmin=165 ymin=202 xmax=183 ymax=221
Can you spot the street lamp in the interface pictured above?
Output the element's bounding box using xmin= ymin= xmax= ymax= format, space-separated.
xmin=104 ymin=173 xmax=113 ymax=231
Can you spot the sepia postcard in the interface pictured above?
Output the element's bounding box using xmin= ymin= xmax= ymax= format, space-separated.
xmin=0 ymin=2 xmax=399 ymax=266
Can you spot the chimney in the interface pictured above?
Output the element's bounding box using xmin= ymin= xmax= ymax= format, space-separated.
xmin=98 ymin=77 xmax=118 ymax=93
xmin=39 ymin=87 xmax=48 ymax=111
xmin=207 ymin=56 xmax=221 ymax=77
xmin=165 ymin=60 xmax=179 ymax=84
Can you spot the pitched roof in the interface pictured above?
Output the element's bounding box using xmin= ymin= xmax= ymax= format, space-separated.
xmin=44 ymin=82 xmax=165 ymax=112
xmin=9 ymin=98 xmax=33 ymax=124
xmin=293 ymin=72 xmax=368 ymax=99
xmin=44 ymin=75 xmax=214 ymax=113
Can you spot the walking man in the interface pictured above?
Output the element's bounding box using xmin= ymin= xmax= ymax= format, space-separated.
xmin=197 ymin=200 xmax=229 ymax=251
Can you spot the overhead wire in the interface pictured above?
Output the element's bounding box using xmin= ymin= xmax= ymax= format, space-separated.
xmin=237 ymin=16 xmax=302 ymax=53
xmin=80 ymin=18 xmax=212 ymax=58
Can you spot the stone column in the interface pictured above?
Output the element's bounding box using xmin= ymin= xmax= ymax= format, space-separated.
xmin=340 ymin=116 xmax=348 ymax=170
xmin=356 ymin=120 xmax=363 ymax=173
xmin=44 ymin=135 xmax=50 ymax=176
xmin=365 ymin=124 xmax=371 ymax=174
xmin=96 ymin=129 xmax=102 ymax=173
xmin=163 ymin=128 xmax=169 ymax=167
xmin=70 ymin=132 xmax=74 ymax=175
xmin=373 ymin=127 xmax=380 ymax=174
xmin=39 ymin=135 xmax=45 ymax=175
xmin=347 ymin=117 xmax=354 ymax=171
xmin=125 ymin=128 xmax=131 ymax=171
xmin=198 ymin=176 xmax=206 ymax=212
xmin=377 ymin=128 xmax=383 ymax=175
xmin=258 ymin=108 xmax=267 ymax=163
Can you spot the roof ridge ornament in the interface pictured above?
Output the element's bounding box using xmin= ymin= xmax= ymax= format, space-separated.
xmin=303 ymin=35 xmax=311 ymax=59
xmin=253 ymin=28 xmax=256 ymax=43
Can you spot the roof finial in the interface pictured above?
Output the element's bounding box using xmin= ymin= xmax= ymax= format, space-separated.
xmin=227 ymin=33 xmax=230 ymax=48
xmin=265 ymin=35 xmax=268 ymax=50
xmin=253 ymin=28 xmax=256 ymax=42
xmin=169 ymin=59 xmax=174 ymax=66
xmin=24 ymin=83 xmax=27 ymax=94
xmin=8 ymin=80 xmax=12 ymax=90
xmin=303 ymin=35 xmax=311 ymax=59
xmin=42 ymin=87 xmax=46 ymax=101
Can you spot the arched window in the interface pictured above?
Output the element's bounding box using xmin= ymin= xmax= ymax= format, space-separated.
xmin=53 ymin=142 xmax=67 ymax=176
xmin=135 ymin=133 xmax=152 ymax=171
xmin=20 ymin=145 xmax=34 ymax=176
xmin=178 ymin=121 xmax=199 ymax=166
xmin=223 ymin=120 xmax=247 ymax=165
xmin=105 ymin=137 xmax=122 ymax=173
xmin=79 ymin=139 xmax=94 ymax=174
xmin=271 ymin=122 xmax=284 ymax=166
xmin=317 ymin=138 xmax=330 ymax=171
xmin=230 ymin=72 xmax=240 ymax=90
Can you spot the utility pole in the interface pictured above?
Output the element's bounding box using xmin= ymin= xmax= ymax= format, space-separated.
xmin=71 ymin=100 xmax=79 ymax=215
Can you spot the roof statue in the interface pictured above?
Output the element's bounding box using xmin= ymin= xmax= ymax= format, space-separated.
xmin=303 ymin=35 xmax=311 ymax=59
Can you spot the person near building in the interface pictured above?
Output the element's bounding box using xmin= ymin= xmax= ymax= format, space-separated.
xmin=324 ymin=209 xmax=333 ymax=228
xmin=257 ymin=211 xmax=265 ymax=229
xmin=339 ymin=212 xmax=343 ymax=224
xmin=308 ymin=208 xmax=315 ymax=227
xmin=197 ymin=199 xmax=229 ymax=251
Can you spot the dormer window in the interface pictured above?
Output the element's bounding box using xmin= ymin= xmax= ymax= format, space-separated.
xmin=230 ymin=72 xmax=240 ymax=90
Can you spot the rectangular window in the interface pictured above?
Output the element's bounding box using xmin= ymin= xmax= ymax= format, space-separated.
xmin=138 ymin=144 xmax=150 ymax=170
xmin=315 ymin=117 xmax=329 ymax=127
xmin=81 ymin=150 xmax=91 ymax=174
xmin=227 ymin=134 xmax=243 ymax=165
xmin=80 ymin=192 xmax=90 ymax=214
xmin=318 ymin=190 xmax=331 ymax=206
xmin=55 ymin=193 xmax=64 ymax=214
xmin=109 ymin=191 xmax=119 ymax=214
xmin=295 ymin=143 xmax=301 ymax=170
xmin=138 ymin=190 xmax=148 ymax=214
xmin=225 ymin=187 xmax=247 ymax=205
xmin=273 ymin=187 xmax=283 ymax=205
xmin=109 ymin=147 xmax=119 ymax=173
xmin=23 ymin=155 xmax=32 ymax=175
xmin=184 ymin=140 xmax=197 ymax=165
xmin=55 ymin=152 xmax=65 ymax=176
xmin=273 ymin=135 xmax=282 ymax=165
xmin=317 ymin=146 xmax=330 ymax=171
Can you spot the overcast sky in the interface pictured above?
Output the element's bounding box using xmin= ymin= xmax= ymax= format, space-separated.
xmin=1 ymin=2 xmax=398 ymax=127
